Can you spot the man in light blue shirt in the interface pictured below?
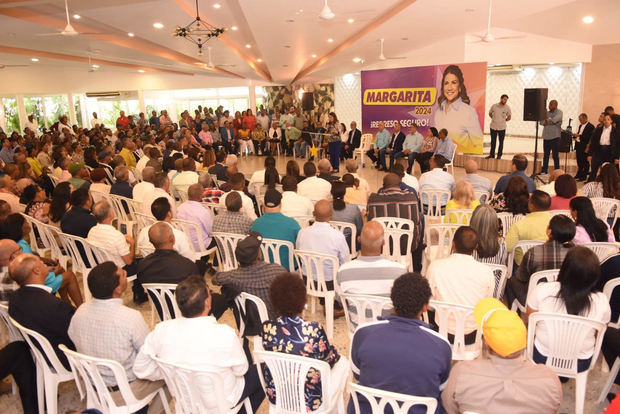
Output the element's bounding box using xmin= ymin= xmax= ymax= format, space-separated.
xmin=401 ymin=124 xmax=424 ymax=174
xmin=366 ymin=121 xmax=390 ymax=169
xmin=434 ymin=128 xmax=456 ymax=162
xmin=539 ymin=99 xmax=563 ymax=174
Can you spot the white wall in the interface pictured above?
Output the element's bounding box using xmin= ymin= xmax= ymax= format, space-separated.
xmin=334 ymin=73 xmax=361 ymax=128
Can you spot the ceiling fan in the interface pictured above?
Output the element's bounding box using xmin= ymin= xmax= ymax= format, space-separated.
xmin=378 ymin=38 xmax=406 ymax=61
xmin=37 ymin=0 xmax=101 ymax=36
xmin=319 ymin=0 xmax=335 ymax=20
xmin=470 ymin=0 xmax=525 ymax=43
xmin=0 ymin=64 xmax=29 ymax=69
xmin=203 ymin=47 xmax=235 ymax=69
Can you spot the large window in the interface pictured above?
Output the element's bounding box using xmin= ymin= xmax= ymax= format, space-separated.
xmin=43 ymin=95 xmax=69 ymax=128
xmin=73 ymin=95 xmax=84 ymax=127
xmin=1 ymin=97 xmax=20 ymax=133
xmin=24 ymin=96 xmax=44 ymax=130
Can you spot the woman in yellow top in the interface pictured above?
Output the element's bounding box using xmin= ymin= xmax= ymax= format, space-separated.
xmin=26 ymin=146 xmax=44 ymax=177
xmin=237 ymin=121 xmax=254 ymax=155
xmin=445 ymin=180 xmax=480 ymax=224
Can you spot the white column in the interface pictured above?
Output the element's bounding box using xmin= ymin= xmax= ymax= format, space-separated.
xmin=0 ymin=101 xmax=7 ymax=133
xmin=16 ymin=94 xmax=27 ymax=132
xmin=138 ymin=90 xmax=146 ymax=114
xmin=248 ymin=82 xmax=256 ymax=112
xmin=67 ymin=94 xmax=77 ymax=126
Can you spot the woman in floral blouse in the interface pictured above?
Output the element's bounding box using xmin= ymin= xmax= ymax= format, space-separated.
xmin=261 ymin=272 xmax=348 ymax=411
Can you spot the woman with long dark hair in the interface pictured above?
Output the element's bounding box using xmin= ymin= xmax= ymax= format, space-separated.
xmin=490 ymin=175 xmax=529 ymax=214
xmin=582 ymin=163 xmax=620 ymax=199
xmin=569 ymin=196 xmax=615 ymax=243
xmin=48 ymin=181 xmax=72 ymax=226
xmin=414 ymin=127 xmax=439 ymax=173
xmin=285 ymin=159 xmax=303 ymax=183
xmin=326 ymin=113 xmax=341 ymax=172
xmin=527 ymin=246 xmax=610 ymax=371
xmin=549 ymin=174 xmax=577 ymax=210
xmin=330 ymin=181 xmax=362 ymax=246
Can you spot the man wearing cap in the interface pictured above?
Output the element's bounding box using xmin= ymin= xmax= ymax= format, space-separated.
xmin=67 ymin=162 xmax=90 ymax=190
xmin=214 ymin=232 xmax=286 ymax=319
xmin=250 ymin=189 xmax=300 ymax=271
xmin=442 ymin=298 xmax=562 ymax=414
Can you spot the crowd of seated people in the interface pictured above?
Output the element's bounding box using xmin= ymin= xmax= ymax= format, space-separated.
xmin=0 ymin=103 xmax=617 ymax=414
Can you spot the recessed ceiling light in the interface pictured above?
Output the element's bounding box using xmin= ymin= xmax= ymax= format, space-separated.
xmin=283 ymin=64 xmax=288 ymax=67
xmin=347 ymin=18 xmax=354 ymax=23
xmin=465 ymin=8 xmax=475 ymax=12
xmin=138 ymin=69 xmax=145 ymax=73
xmin=213 ymin=3 xmax=221 ymax=9
xmin=401 ymin=37 xmax=408 ymax=41
xmin=549 ymin=62 xmax=555 ymax=65
xmin=327 ymin=38 xmax=334 ymax=43
xmin=92 ymin=64 xmax=100 ymax=68
xmin=284 ymin=45 xmax=291 ymax=48
xmin=285 ymin=19 xmax=295 ymax=23
xmin=245 ymin=44 xmax=251 ymax=48
xmin=582 ymin=15 xmax=594 ymax=24
xmin=127 ymin=32 xmax=135 ymax=37
xmin=153 ymin=22 xmax=164 ymax=29
xmin=257 ymin=58 xmax=263 ymax=62
xmin=73 ymin=14 xmax=81 ymax=19
xmin=353 ymin=57 xmax=361 ymax=63
xmin=31 ymin=58 xmax=39 ymax=62
xmin=231 ymin=26 xmax=238 ymax=31
xmin=311 ymin=54 xmax=317 ymax=58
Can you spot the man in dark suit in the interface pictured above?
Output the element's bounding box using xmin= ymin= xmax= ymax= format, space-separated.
xmin=8 ymin=254 xmax=75 ymax=369
xmin=343 ymin=121 xmax=362 ymax=160
xmin=587 ymin=113 xmax=619 ymax=182
xmin=572 ymin=113 xmax=594 ymax=181
xmin=208 ymin=150 xmax=228 ymax=182
xmin=219 ymin=120 xmax=236 ymax=154
xmin=382 ymin=122 xmax=406 ymax=171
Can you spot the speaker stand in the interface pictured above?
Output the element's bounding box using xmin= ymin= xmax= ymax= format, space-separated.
xmin=530 ymin=121 xmax=546 ymax=184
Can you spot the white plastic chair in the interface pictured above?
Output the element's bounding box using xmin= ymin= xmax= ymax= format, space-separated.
xmin=233 ymin=292 xmax=269 ymax=350
xmin=10 ymin=317 xmax=74 ymax=414
xmin=354 ymin=133 xmax=373 ymax=167
xmin=496 ymin=212 xmax=525 ymax=237
xmin=506 ymin=240 xmax=545 ymax=278
xmin=90 ymin=190 xmax=107 ymax=204
xmin=36 ymin=223 xmax=69 ymax=268
xmin=422 ymin=224 xmax=459 ymax=275
xmin=330 ymin=220 xmax=358 ymax=259
xmin=153 ymin=356 xmax=252 ymax=414
xmin=260 ymin=238 xmax=295 ymax=271
xmin=202 ymin=201 xmax=220 ymax=216
xmin=20 ymin=213 xmax=49 ymax=257
xmin=419 ymin=189 xmax=451 ymax=219
xmin=212 ymin=232 xmax=246 ymax=271
xmin=444 ymin=151 xmax=456 ymax=176
xmin=427 ymin=300 xmax=481 ymax=360
xmin=59 ymin=345 xmax=170 ymax=414
xmin=134 ymin=212 xmax=156 ymax=234
xmin=474 ymin=191 xmax=488 ymax=204
xmin=171 ymin=218 xmax=217 ymax=261
xmin=348 ymin=382 xmax=437 ymax=414
xmin=294 ymin=250 xmax=339 ymax=339
xmin=0 ymin=303 xmax=22 ymax=343
xmin=340 ymin=293 xmax=393 ymax=339
xmin=291 ymin=215 xmax=313 ymax=228
xmin=175 ymin=188 xmax=189 ymax=203
xmin=255 ymin=350 xmax=345 ymax=414
xmin=510 ymin=269 xmax=560 ymax=313
xmin=526 ymin=312 xmax=607 ymax=414
xmin=591 ymin=197 xmax=620 ymax=229
xmin=443 ymin=208 xmax=473 ymax=225
xmin=108 ymin=193 xmax=140 ymax=235
xmin=603 ymin=276 xmax=620 ymax=328
xmin=371 ymin=217 xmax=414 ymax=271
xmin=143 ymin=283 xmax=181 ymax=323
xmin=483 ymin=263 xmax=508 ymax=300
xmin=549 ymin=209 xmax=572 ymax=219
xmin=597 ymin=357 xmax=620 ymax=410
xmin=583 ymin=242 xmax=618 ymax=263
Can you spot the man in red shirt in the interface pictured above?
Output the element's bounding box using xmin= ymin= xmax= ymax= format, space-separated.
xmin=116 ymin=111 xmax=129 ymax=129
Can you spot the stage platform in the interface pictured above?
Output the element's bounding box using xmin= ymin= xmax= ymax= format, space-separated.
xmin=454 ymin=151 xmax=578 ymax=176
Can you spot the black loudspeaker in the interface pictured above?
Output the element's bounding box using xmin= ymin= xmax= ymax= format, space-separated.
xmin=301 ymin=92 xmax=314 ymax=111
xmin=523 ymin=88 xmax=548 ymax=121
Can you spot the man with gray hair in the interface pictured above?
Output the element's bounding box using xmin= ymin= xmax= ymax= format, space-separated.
xmin=317 ymin=158 xmax=338 ymax=183
xmin=110 ymin=165 xmax=133 ymax=199
xmin=141 ymin=172 xmax=176 ymax=216
xmin=344 ymin=159 xmax=370 ymax=194
xmin=462 ymin=159 xmax=492 ymax=200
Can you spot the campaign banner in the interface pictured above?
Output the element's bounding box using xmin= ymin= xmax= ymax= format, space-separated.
xmin=361 ymin=62 xmax=487 ymax=154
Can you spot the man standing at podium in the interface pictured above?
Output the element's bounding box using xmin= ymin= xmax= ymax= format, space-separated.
xmin=486 ymin=94 xmax=512 ymax=160
xmin=540 ymin=100 xmax=563 ymax=174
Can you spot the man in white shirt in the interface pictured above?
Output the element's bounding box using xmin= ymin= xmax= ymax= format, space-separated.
xmin=257 ymin=108 xmax=270 ymax=131
xmin=57 ymin=115 xmax=74 ymax=138
xmin=91 ymin=112 xmax=101 ymax=128
xmin=462 ymin=159 xmax=492 ymax=201
xmin=68 ymin=262 xmax=168 ymax=414
xmin=219 ymin=110 xmax=233 ymax=128
xmin=134 ymin=144 xmax=154 ymax=179
xmin=394 ymin=159 xmax=419 ymax=193
xmin=280 ymin=176 xmax=314 ymax=217
xmin=297 ymin=161 xmax=331 ymax=204
xmin=0 ymin=175 xmax=23 ymax=213
xmin=344 ymin=159 xmax=370 ymax=194
xmin=419 ymin=155 xmax=455 ymax=209
xmin=171 ymin=158 xmax=199 ymax=196
xmin=133 ymin=167 xmax=156 ymax=204
xmin=487 ymin=94 xmax=512 ymax=159
xmin=427 ymin=226 xmax=495 ymax=334
xmin=133 ymin=275 xmax=265 ymax=411
xmin=219 ymin=173 xmax=257 ymax=220
xmin=142 ymin=172 xmax=176 ymax=217
xmin=137 ymin=197 xmax=194 ymax=260
xmin=24 ymin=115 xmax=39 ymax=136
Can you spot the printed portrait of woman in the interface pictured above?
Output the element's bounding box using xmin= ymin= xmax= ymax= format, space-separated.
xmin=433 ymin=64 xmax=484 ymax=154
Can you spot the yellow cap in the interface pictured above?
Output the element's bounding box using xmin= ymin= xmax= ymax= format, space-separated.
xmin=473 ymin=298 xmax=527 ymax=357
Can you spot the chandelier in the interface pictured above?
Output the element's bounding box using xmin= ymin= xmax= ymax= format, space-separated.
xmin=173 ymin=0 xmax=225 ymax=56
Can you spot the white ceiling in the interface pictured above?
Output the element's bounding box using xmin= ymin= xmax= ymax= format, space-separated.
xmin=0 ymin=0 xmax=617 ymax=85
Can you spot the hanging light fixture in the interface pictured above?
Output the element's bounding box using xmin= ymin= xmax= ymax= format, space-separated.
xmin=173 ymin=0 xmax=225 ymax=56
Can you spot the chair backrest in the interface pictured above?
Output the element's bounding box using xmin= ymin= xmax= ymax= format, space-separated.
xmin=49 ymin=175 xmax=60 ymax=187
xmin=294 ymin=250 xmax=339 ymax=296
xmin=360 ymin=133 xmax=373 ymax=151
xmin=549 ymin=209 xmax=572 ymax=219
xmin=423 ymin=224 xmax=459 ymax=262
xmin=428 ymin=300 xmax=481 ymax=360
xmin=171 ymin=218 xmax=209 ymax=255
xmin=526 ymin=312 xmax=606 ymax=377
xmin=591 ymin=197 xmax=620 ymax=225
xmin=90 ymin=190 xmax=107 ymax=204
xmin=134 ymin=212 xmax=156 ymax=232
xmin=108 ymin=193 xmax=139 ymax=222
xmin=474 ymin=191 xmax=488 ymax=204
xmin=419 ymin=189 xmax=451 ymax=217
xmin=496 ymin=212 xmax=525 ymax=237
xmin=153 ymin=356 xmax=240 ymax=414
xmin=202 ymin=202 xmax=220 ymax=216
xmin=444 ymin=209 xmax=473 ymax=225
xmin=56 ymin=232 xmax=101 ymax=274
xmin=59 ymin=344 xmax=143 ymax=412
xmin=255 ymin=350 xmax=334 ymax=414
xmin=19 ymin=213 xmax=47 ymax=254
xmin=525 ymin=269 xmax=560 ymax=307
xmin=143 ymin=283 xmax=181 ymax=321
xmin=348 ymin=382 xmax=437 ymax=414
xmin=604 ymin=277 xmax=620 ymax=302
xmin=0 ymin=303 xmax=22 ymax=342
xmin=340 ymin=293 xmax=393 ymax=339
xmin=212 ymin=232 xmax=246 ymax=271
xmin=483 ymin=263 xmax=508 ymax=300
xmin=583 ymin=242 xmax=618 ymax=263
xmin=260 ymin=238 xmax=295 ymax=271
xmin=233 ymin=292 xmax=269 ymax=339
xmin=330 ymin=220 xmax=358 ymax=258
xmin=507 ymin=240 xmax=545 ymax=277
xmin=9 ymin=317 xmax=72 ymax=377
xmin=37 ymin=222 xmax=68 ymax=267
xmin=291 ymin=215 xmax=314 ymax=228
xmin=175 ymin=188 xmax=189 ymax=203
xmin=371 ymin=217 xmax=414 ymax=269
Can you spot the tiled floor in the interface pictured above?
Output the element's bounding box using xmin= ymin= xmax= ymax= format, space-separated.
xmin=0 ymin=146 xmax=612 ymax=414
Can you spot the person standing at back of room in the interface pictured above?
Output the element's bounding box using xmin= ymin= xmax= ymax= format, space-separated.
xmin=487 ymin=94 xmax=512 ymax=160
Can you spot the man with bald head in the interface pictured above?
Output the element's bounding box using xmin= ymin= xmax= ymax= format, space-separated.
xmin=296 ymin=200 xmax=350 ymax=313
xmin=336 ymin=221 xmax=406 ymax=296
xmin=8 ymin=254 xmax=75 ymax=369
xmin=462 ymin=159 xmax=492 ymax=200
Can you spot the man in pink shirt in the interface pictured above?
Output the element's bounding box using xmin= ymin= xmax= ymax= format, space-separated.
xmin=198 ymin=123 xmax=213 ymax=147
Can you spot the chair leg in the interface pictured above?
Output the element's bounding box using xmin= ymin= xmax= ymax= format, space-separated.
xmin=159 ymin=388 xmax=172 ymax=414
xmin=325 ymin=297 xmax=334 ymax=340
xmin=36 ymin=364 xmax=44 ymax=414
xmin=598 ymin=358 xmax=620 ymax=406
xmin=44 ymin=375 xmax=59 ymax=414
xmin=574 ymin=372 xmax=588 ymax=414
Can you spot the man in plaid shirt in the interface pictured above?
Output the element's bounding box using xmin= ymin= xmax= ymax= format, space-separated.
xmin=200 ymin=173 xmax=225 ymax=204
xmin=213 ymin=192 xmax=254 ymax=235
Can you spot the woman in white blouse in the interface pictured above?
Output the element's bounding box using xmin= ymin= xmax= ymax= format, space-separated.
xmin=526 ymin=246 xmax=610 ymax=372
xmin=433 ymin=65 xmax=483 ymax=154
